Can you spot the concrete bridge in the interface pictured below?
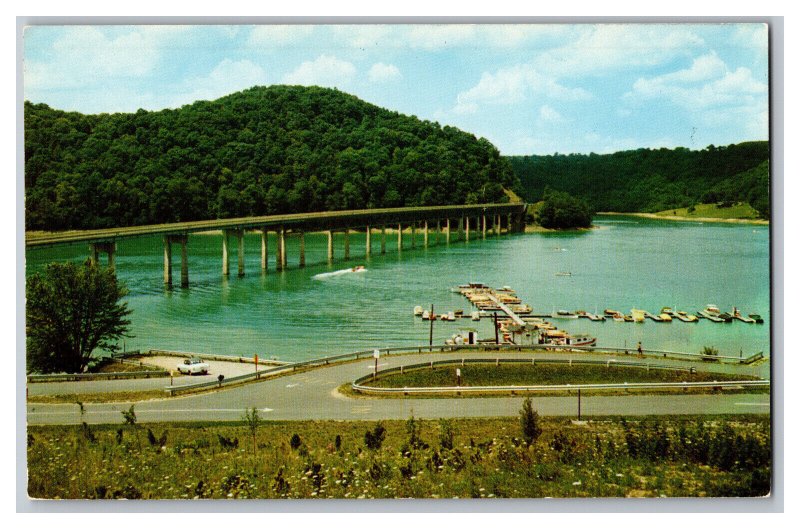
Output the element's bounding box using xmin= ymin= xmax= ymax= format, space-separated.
xmin=26 ymin=203 xmax=527 ymax=288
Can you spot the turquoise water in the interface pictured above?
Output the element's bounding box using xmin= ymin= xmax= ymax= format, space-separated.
xmin=25 ymin=216 xmax=770 ymax=363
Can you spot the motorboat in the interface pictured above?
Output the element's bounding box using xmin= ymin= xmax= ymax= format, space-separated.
xmin=631 ymin=309 xmax=646 ymax=323
xmin=749 ymin=313 xmax=764 ymax=324
xmin=414 ymin=305 xmax=423 ymax=316
xmin=551 ymin=310 xmax=579 ymax=319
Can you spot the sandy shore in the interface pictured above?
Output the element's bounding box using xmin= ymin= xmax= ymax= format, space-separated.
xmin=597 ymin=212 xmax=769 ymax=225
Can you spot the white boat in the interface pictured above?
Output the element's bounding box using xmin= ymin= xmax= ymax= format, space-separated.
xmin=446 ymin=311 xmax=456 ymax=321
xmin=413 ymin=305 xmax=423 ymax=316
xmin=631 ymin=309 xmax=646 ymax=323
xmin=471 ymin=311 xmax=481 ymax=321
xmin=421 ymin=310 xmax=430 ymax=319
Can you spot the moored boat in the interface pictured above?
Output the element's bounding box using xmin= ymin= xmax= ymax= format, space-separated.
xmin=749 ymin=313 xmax=764 ymax=324
xmin=631 ymin=309 xmax=646 ymax=323
xmin=675 ymin=311 xmax=699 ymax=322
xmin=698 ymin=310 xmax=724 ymax=322
xmin=551 ymin=310 xmax=579 ymax=319
xmin=414 ymin=305 xmax=423 ymax=316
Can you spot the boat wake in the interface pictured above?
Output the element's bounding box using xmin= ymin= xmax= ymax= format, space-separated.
xmin=312 ymin=266 xmax=366 ymax=280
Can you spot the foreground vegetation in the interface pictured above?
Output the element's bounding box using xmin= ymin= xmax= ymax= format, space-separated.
xmin=508 ymin=143 xmax=769 ymax=219
xmin=25 ymin=85 xmax=518 ymax=231
xmin=28 ymin=413 xmax=770 ymax=499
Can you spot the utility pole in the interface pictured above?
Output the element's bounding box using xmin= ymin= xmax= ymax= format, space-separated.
xmin=429 ymin=304 xmax=434 ymax=348
xmin=578 ymin=388 xmax=582 ymax=420
xmin=494 ymin=312 xmax=499 ymax=344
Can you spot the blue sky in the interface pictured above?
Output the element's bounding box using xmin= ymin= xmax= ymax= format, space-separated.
xmin=23 ymin=23 xmax=769 ymax=155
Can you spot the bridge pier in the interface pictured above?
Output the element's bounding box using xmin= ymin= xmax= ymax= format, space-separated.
xmin=236 ymin=229 xmax=245 ymax=277
xmin=411 ymin=223 xmax=416 ymax=248
xmin=327 ymin=231 xmax=334 ymax=263
xmin=222 ymin=231 xmax=230 ymax=276
xmin=423 ymin=220 xmax=429 ymax=247
xmin=380 ymin=226 xmax=386 ymax=254
xmin=163 ymin=235 xmax=188 ymax=287
xmin=278 ymin=227 xmax=287 ymax=270
xmin=495 ymin=214 xmax=501 ymax=236
xmin=465 ymin=217 xmax=470 ymax=242
xmin=344 ymin=228 xmax=350 ymax=260
xmin=482 ymin=214 xmax=487 ymax=238
xmin=397 ymin=223 xmax=403 ymax=251
xmin=365 ymin=225 xmax=371 ymax=256
xmin=445 ymin=218 xmax=451 ymax=243
xmin=457 ymin=217 xmax=464 ymax=241
xmin=89 ymin=241 xmax=116 ymax=270
xmin=260 ymin=229 xmax=268 ymax=272
xmin=298 ymin=232 xmax=306 ymax=268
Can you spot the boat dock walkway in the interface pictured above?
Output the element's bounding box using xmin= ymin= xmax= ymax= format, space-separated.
xmin=484 ymin=291 xmax=526 ymax=327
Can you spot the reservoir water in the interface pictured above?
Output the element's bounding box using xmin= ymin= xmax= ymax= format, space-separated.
xmin=25 ymin=216 xmax=771 ymax=365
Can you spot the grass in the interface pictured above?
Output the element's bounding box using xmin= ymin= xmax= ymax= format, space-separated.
xmin=27 ymin=414 xmax=770 ymax=499
xmin=27 ymin=390 xmax=169 ymax=404
xmin=653 ymin=202 xmax=762 ymax=220
xmin=343 ymin=363 xmax=767 ymax=398
xmin=367 ymin=363 xmax=759 ymax=388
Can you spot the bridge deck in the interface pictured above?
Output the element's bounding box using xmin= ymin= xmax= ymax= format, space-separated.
xmin=26 ymin=203 xmax=525 ymax=248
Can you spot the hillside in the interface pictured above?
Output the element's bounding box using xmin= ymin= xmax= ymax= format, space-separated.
xmin=506 ymin=142 xmax=770 ymax=219
xmin=24 ymin=86 xmax=519 ymax=231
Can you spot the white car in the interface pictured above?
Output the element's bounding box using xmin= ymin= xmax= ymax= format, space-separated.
xmin=177 ymin=357 xmax=210 ymax=375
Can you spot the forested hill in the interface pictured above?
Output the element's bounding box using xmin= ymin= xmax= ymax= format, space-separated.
xmin=506 ymin=142 xmax=770 ymax=219
xmin=25 ymin=85 xmax=518 ymax=231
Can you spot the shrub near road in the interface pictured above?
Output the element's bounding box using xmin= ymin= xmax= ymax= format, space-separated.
xmin=27 ymin=415 xmax=769 ymax=499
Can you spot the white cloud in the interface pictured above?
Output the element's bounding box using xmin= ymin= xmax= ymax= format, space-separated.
xmin=368 ymin=62 xmax=402 ymax=83
xmin=282 ymin=55 xmax=356 ymax=87
xmin=538 ymin=105 xmax=564 ymax=123
xmin=533 ymin=25 xmax=705 ymax=78
xmin=626 ymin=53 xmax=768 ymax=140
xmin=247 ymin=25 xmax=314 ymax=47
xmin=452 ymin=64 xmax=591 ymax=114
xmin=408 ymin=25 xmax=477 ymax=49
xmin=332 ymin=25 xmax=393 ymax=48
xmin=173 ymin=59 xmax=268 ymax=107
xmin=24 ymin=26 xmax=190 ymax=91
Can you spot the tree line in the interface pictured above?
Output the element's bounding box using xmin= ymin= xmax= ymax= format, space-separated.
xmin=506 ymin=142 xmax=770 ymax=219
xmin=25 ymin=85 xmax=518 ymax=231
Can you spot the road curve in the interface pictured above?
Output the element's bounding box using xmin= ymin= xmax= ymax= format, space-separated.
xmin=26 ymin=350 xmax=770 ymax=425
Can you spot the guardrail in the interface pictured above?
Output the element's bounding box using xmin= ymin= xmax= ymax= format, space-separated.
xmin=27 ymin=370 xmax=168 ymax=383
xmin=161 ymin=343 xmax=767 ymax=396
xmin=350 ymin=358 xmax=769 ymax=395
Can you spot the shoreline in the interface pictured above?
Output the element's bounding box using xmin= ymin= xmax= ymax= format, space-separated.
xmin=597 ymin=211 xmax=769 ymax=226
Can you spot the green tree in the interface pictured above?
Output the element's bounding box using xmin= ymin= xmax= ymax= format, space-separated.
xmin=243 ymin=407 xmax=261 ymax=457
xmin=519 ymin=397 xmax=543 ymax=446
xmin=26 ymin=261 xmax=132 ymax=374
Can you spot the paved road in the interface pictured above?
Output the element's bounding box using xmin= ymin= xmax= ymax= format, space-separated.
xmin=26 ymin=350 xmax=770 ymax=425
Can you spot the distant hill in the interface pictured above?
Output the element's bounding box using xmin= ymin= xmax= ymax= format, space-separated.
xmin=24 ymin=85 xmax=519 ymax=231
xmin=506 ymin=142 xmax=770 ymax=219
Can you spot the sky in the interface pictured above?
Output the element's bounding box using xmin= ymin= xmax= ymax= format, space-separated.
xmin=22 ymin=23 xmax=769 ymax=155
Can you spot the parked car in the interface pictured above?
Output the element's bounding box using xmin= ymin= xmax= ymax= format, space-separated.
xmin=177 ymin=357 xmax=210 ymax=375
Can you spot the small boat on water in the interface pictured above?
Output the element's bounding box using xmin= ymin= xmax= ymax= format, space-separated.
xmin=631 ymin=309 xmax=646 ymax=323
xmin=551 ymin=310 xmax=579 ymax=319
xmin=351 ymin=265 xmax=366 ymax=272
xmin=698 ymin=310 xmax=724 ymax=322
xmin=732 ymin=308 xmax=755 ymax=323
xmin=661 ymin=307 xmax=676 ymax=316
xmin=658 ymin=313 xmax=672 ymax=322
xmin=414 ymin=305 xmax=423 ymax=316
xmin=421 ymin=310 xmax=430 ymax=320
xmin=612 ymin=312 xmax=626 ymax=323
xmin=604 ymin=308 xmax=619 ymax=316
xmin=585 ymin=312 xmax=605 ymax=321
xmin=718 ymin=312 xmax=734 ymax=323
xmin=705 ymin=304 xmax=721 ymax=314
xmin=471 ymin=311 xmax=481 ymax=321
xmin=749 ymin=313 xmax=764 ymax=324
xmin=644 ymin=311 xmax=662 ymax=322
xmin=674 ymin=311 xmax=699 ymax=323
xmin=555 ymin=272 xmax=573 ymax=277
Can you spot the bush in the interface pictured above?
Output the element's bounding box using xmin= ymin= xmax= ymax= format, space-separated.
xmin=290 ymin=433 xmax=302 ymax=450
xmin=364 ymin=422 xmax=386 ymax=450
xmin=519 ymin=397 xmax=542 ymax=445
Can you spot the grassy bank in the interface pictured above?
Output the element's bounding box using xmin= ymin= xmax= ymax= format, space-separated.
xmin=27 ymin=414 xmax=770 ymax=499
xmin=599 ymin=203 xmax=768 ymax=224
xmin=366 ymin=363 xmax=760 ymax=388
